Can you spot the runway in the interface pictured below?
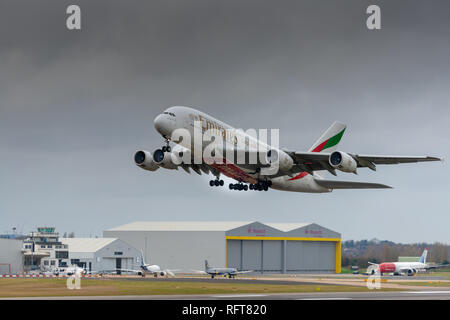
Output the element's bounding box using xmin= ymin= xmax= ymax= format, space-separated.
xmin=2 ymin=290 xmax=450 ymax=300
xmin=102 ymin=276 xmax=338 ymax=286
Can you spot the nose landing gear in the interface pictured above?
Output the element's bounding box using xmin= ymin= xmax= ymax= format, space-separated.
xmin=161 ymin=139 xmax=171 ymax=153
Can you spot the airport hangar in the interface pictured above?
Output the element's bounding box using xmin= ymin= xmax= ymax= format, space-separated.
xmin=104 ymin=221 xmax=341 ymax=274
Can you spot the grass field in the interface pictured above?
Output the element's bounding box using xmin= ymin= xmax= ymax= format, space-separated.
xmin=391 ymin=281 xmax=450 ymax=287
xmin=0 ymin=278 xmax=398 ymax=298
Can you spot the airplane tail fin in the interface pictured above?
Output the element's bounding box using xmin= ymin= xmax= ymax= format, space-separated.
xmin=419 ymin=248 xmax=428 ymax=264
xmin=309 ymin=121 xmax=347 ymax=153
xmin=205 ymin=260 xmax=209 ymax=270
xmin=140 ymin=249 xmax=146 ymax=266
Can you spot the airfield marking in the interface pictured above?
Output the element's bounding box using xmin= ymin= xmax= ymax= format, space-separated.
xmin=408 ymin=291 xmax=450 ymax=294
xmin=213 ymin=294 xmax=268 ymax=298
xmin=298 ymin=298 xmax=352 ymax=300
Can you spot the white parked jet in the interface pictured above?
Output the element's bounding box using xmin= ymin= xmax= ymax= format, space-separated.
xmin=367 ymin=248 xmax=450 ymax=276
xmin=119 ymin=251 xmax=178 ymax=277
xmin=134 ymin=106 xmax=441 ymax=193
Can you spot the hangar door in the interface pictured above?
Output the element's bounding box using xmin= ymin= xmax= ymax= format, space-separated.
xmin=286 ymin=241 xmax=335 ymax=272
xmin=226 ymin=240 xmax=283 ymax=272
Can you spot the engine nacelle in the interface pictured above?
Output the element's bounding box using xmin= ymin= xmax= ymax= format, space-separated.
xmin=329 ymin=151 xmax=357 ymax=173
xmin=134 ymin=150 xmax=159 ymax=171
xmin=266 ymin=149 xmax=294 ymax=173
xmin=407 ymin=269 xmax=417 ymax=276
xmin=160 ymin=271 xmax=166 ymax=276
xmin=152 ymin=149 xmax=178 ymax=169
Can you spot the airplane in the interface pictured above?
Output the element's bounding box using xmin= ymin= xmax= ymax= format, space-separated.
xmin=118 ymin=250 xmax=179 ymax=277
xmin=134 ymin=106 xmax=441 ymax=193
xmin=50 ymin=265 xmax=87 ymax=276
xmin=192 ymin=260 xmax=253 ymax=279
xmin=367 ymin=248 xmax=450 ymax=276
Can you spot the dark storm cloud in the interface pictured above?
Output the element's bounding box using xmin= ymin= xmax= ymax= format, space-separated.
xmin=0 ymin=1 xmax=449 ymax=242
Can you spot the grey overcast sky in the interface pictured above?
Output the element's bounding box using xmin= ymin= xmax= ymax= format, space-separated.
xmin=0 ymin=1 xmax=449 ymax=242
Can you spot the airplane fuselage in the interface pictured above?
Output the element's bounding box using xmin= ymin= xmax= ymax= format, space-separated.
xmin=379 ymin=262 xmax=428 ymax=275
xmin=153 ymin=106 xmax=330 ymax=193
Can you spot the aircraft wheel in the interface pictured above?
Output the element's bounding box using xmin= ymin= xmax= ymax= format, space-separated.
xmin=229 ymin=183 xmax=234 ymax=190
xmin=214 ymin=180 xmax=220 ymax=186
xmin=219 ymin=180 xmax=224 ymax=186
xmin=244 ymin=185 xmax=248 ymax=191
xmin=263 ymin=185 xmax=268 ymax=191
xmin=209 ymin=180 xmax=215 ymax=187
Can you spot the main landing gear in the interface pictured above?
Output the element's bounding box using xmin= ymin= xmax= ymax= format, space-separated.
xmin=229 ymin=183 xmax=248 ymax=191
xmin=249 ymin=181 xmax=271 ymax=191
xmin=229 ymin=181 xmax=272 ymax=191
xmin=209 ymin=179 xmax=224 ymax=187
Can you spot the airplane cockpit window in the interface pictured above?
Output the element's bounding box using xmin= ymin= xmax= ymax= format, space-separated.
xmin=163 ymin=111 xmax=176 ymax=117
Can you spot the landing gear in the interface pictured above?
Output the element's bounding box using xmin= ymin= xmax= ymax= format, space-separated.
xmin=161 ymin=139 xmax=171 ymax=152
xmin=228 ymin=180 xmax=272 ymax=191
xmin=210 ymin=179 xmax=224 ymax=187
xmin=249 ymin=181 xmax=271 ymax=191
xmin=229 ymin=183 xmax=248 ymax=191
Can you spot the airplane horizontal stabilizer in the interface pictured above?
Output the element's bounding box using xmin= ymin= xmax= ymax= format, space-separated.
xmin=314 ymin=179 xmax=392 ymax=189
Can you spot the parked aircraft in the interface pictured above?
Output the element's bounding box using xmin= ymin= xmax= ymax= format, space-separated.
xmin=192 ymin=260 xmax=253 ymax=279
xmin=119 ymin=250 xmax=178 ymax=277
xmin=367 ymin=248 xmax=450 ymax=276
xmin=135 ymin=106 xmax=441 ymax=193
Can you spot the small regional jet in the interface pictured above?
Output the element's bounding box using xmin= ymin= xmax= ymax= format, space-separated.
xmin=367 ymin=248 xmax=450 ymax=276
xmin=192 ymin=260 xmax=253 ymax=279
xmin=47 ymin=265 xmax=87 ymax=276
xmin=134 ymin=106 xmax=441 ymax=193
xmin=119 ymin=250 xmax=179 ymax=277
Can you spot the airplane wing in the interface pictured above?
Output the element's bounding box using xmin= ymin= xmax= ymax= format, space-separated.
xmin=189 ymin=270 xmax=208 ymax=275
xmin=314 ymin=179 xmax=391 ymax=189
xmin=424 ymin=264 xmax=450 ymax=270
xmin=232 ymin=270 xmax=254 ymax=275
xmin=287 ymin=151 xmax=442 ymax=174
xmin=84 ymin=269 xmax=138 ymax=275
xmin=163 ymin=269 xmax=181 ymax=277
xmin=103 ymin=268 xmax=142 ymax=274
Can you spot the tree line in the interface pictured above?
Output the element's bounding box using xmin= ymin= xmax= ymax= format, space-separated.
xmin=342 ymin=239 xmax=449 ymax=268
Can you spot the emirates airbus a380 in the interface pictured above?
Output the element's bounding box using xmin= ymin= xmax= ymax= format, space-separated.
xmin=134 ymin=106 xmax=441 ymax=193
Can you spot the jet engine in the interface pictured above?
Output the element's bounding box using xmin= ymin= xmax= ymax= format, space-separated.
xmin=266 ymin=149 xmax=294 ymax=173
xmin=329 ymin=151 xmax=357 ymax=173
xmin=406 ymin=269 xmax=417 ymax=276
xmin=152 ymin=149 xmax=178 ymax=169
xmin=134 ymin=150 xmax=159 ymax=171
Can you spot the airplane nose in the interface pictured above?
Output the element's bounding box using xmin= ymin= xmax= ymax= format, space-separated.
xmin=154 ymin=114 xmax=166 ymax=135
xmin=154 ymin=113 xmax=176 ymax=137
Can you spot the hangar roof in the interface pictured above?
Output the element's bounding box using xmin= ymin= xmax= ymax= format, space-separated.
xmin=264 ymin=223 xmax=310 ymax=232
xmin=105 ymin=221 xmax=254 ymax=232
xmin=106 ymin=221 xmax=312 ymax=232
xmin=106 ymin=221 xmax=340 ymax=238
xmin=61 ymin=238 xmax=117 ymax=253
